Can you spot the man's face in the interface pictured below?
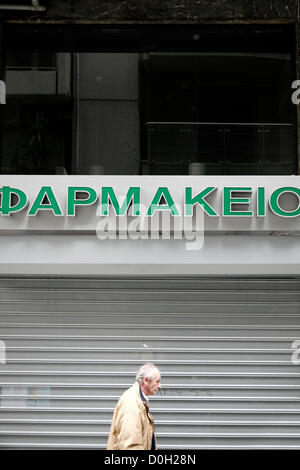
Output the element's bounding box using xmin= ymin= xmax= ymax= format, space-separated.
xmin=142 ymin=372 xmax=161 ymax=396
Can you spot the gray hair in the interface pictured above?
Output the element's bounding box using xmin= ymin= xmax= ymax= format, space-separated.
xmin=135 ymin=363 xmax=160 ymax=383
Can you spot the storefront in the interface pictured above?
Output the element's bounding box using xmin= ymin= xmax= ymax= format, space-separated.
xmin=0 ymin=3 xmax=300 ymax=450
xmin=0 ymin=176 xmax=299 ymax=449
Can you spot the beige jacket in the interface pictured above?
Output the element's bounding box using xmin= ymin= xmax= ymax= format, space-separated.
xmin=107 ymin=381 xmax=156 ymax=450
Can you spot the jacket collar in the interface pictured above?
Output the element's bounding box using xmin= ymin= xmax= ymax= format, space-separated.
xmin=139 ymin=383 xmax=148 ymax=402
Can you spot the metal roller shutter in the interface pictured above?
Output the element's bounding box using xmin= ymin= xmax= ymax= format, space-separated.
xmin=0 ymin=277 xmax=300 ymax=449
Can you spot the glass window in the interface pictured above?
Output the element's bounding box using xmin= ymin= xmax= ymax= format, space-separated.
xmin=144 ymin=52 xmax=297 ymax=175
xmin=0 ymin=26 xmax=297 ymax=176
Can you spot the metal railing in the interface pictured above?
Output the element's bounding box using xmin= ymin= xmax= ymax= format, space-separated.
xmin=145 ymin=122 xmax=295 ymax=175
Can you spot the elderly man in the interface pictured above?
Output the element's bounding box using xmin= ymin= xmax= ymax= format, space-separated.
xmin=107 ymin=363 xmax=161 ymax=450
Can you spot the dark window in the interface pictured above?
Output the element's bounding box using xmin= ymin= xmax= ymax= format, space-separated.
xmin=0 ymin=25 xmax=297 ymax=176
xmin=144 ymin=52 xmax=296 ymax=175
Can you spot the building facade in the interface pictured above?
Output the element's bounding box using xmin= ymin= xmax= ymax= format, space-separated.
xmin=0 ymin=0 xmax=300 ymax=449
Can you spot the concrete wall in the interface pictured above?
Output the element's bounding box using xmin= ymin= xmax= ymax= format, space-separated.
xmin=1 ymin=234 xmax=300 ymax=276
xmin=1 ymin=1 xmax=299 ymax=23
xmin=73 ymin=53 xmax=140 ymax=175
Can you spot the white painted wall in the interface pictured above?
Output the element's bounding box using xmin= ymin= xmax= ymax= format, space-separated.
xmin=0 ymin=234 xmax=299 ymax=276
